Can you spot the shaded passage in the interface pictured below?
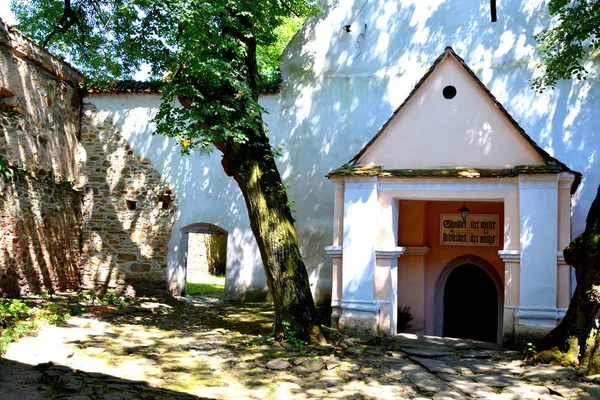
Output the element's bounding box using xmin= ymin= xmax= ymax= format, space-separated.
xmin=444 ymin=263 xmax=497 ymax=342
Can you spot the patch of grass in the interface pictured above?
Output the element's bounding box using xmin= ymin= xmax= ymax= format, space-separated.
xmin=0 ymin=298 xmax=72 ymax=356
xmin=72 ymin=288 xmax=135 ymax=309
xmin=186 ymin=276 xmax=225 ymax=295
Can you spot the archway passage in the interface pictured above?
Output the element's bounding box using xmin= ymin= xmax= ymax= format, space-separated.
xmin=183 ymin=224 xmax=228 ymax=296
xmin=443 ymin=263 xmax=498 ymax=342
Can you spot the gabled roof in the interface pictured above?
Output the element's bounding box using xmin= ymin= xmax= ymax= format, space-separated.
xmin=329 ymin=47 xmax=581 ymax=192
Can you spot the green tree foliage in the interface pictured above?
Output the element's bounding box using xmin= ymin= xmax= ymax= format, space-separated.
xmin=12 ymin=0 xmax=323 ymax=342
xmin=532 ymin=0 xmax=600 ymax=91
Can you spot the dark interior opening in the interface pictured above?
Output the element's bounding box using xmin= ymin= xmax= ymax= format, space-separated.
xmin=443 ymin=263 xmax=497 ymax=342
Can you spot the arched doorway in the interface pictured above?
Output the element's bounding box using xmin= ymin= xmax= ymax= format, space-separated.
xmin=181 ymin=223 xmax=228 ymax=297
xmin=434 ymin=255 xmax=503 ymax=343
xmin=444 ymin=264 xmax=497 ymax=342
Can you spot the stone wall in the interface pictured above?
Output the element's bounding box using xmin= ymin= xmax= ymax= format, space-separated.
xmin=0 ymin=176 xmax=82 ymax=296
xmin=78 ymin=103 xmax=177 ymax=294
xmin=186 ymin=233 xmax=227 ymax=282
xmin=0 ymin=21 xmax=178 ymax=296
xmin=0 ymin=20 xmax=84 ymax=296
xmin=0 ymin=20 xmax=83 ymax=181
xmin=187 ymin=233 xmax=210 ymax=281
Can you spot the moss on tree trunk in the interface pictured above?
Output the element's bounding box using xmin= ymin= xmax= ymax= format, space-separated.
xmin=539 ymin=185 xmax=600 ymax=374
xmin=219 ymin=126 xmax=320 ymax=342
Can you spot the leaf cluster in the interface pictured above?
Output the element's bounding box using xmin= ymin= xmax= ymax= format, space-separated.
xmin=532 ymin=0 xmax=600 ymax=92
xmin=0 ymin=299 xmax=30 ymax=328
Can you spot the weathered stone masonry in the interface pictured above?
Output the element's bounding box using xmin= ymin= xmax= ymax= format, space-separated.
xmin=77 ymin=103 xmax=176 ymax=293
xmin=0 ymin=21 xmax=84 ymax=296
xmin=0 ymin=20 xmax=178 ymax=296
xmin=0 ymin=176 xmax=82 ymax=296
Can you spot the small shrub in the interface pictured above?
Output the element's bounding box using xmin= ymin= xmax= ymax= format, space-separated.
xmin=281 ymin=320 xmax=308 ymax=348
xmin=72 ymin=289 xmax=135 ymax=309
xmin=0 ymin=298 xmax=71 ymax=356
xmin=397 ymin=306 xmax=413 ymax=330
xmin=0 ymin=299 xmax=30 ymax=328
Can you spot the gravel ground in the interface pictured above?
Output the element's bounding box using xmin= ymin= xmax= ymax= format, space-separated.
xmin=1 ymin=294 xmax=599 ymax=399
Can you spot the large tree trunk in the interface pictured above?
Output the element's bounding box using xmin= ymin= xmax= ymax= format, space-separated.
xmin=230 ymin=141 xmax=318 ymax=341
xmin=217 ymin=118 xmax=321 ymax=342
xmin=210 ymin=25 xmax=322 ymax=343
xmin=539 ymin=185 xmax=600 ymax=374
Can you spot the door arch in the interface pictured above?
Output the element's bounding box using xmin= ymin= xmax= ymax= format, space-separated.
xmin=180 ymin=222 xmax=228 ymax=296
xmin=434 ymin=255 xmax=503 ymax=344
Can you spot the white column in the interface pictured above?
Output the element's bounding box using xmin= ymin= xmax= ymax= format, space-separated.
xmin=517 ymin=175 xmax=559 ymax=326
xmin=375 ymin=247 xmax=405 ymax=336
xmin=325 ymin=245 xmax=343 ymax=325
xmin=498 ymin=250 xmax=520 ymax=341
xmin=373 ymin=193 xmax=400 ymax=335
xmin=326 ymin=177 xmax=345 ymax=326
xmin=339 ymin=177 xmax=379 ymax=332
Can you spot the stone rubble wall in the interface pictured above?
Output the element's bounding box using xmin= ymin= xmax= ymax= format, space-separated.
xmin=0 ymin=20 xmax=83 ymax=182
xmin=0 ymin=20 xmax=85 ymax=296
xmin=0 ymin=176 xmax=83 ymax=296
xmin=0 ymin=19 xmax=177 ymax=296
xmin=77 ymin=103 xmax=177 ymax=294
xmin=186 ymin=233 xmax=210 ymax=281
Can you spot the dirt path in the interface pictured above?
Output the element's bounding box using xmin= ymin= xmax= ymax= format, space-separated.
xmin=1 ymin=295 xmax=599 ymax=399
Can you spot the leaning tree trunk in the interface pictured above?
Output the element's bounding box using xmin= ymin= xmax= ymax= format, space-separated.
xmin=177 ymin=16 xmax=324 ymax=343
xmin=539 ymin=185 xmax=600 ymax=374
xmin=219 ymin=124 xmax=322 ymax=343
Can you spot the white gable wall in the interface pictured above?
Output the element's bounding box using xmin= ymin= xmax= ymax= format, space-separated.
xmin=280 ymin=0 xmax=599 ymax=239
xmin=358 ymin=56 xmax=545 ymax=169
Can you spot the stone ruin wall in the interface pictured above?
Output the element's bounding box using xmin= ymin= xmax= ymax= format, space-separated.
xmin=0 ymin=21 xmax=84 ymax=296
xmin=77 ymin=103 xmax=176 ymax=294
xmin=0 ymin=177 xmax=83 ymax=296
xmin=0 ymin=20 xmax=177 ymax=296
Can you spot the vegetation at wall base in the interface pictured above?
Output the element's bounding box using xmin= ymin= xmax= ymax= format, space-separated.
xmin=0 ymin=289 xmax=138 ymax=356
xmin=0 ymin=298 xmax=70 ymax=356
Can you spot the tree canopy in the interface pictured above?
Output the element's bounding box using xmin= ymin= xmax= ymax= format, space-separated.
xmin=532 ymin=0 xmax=600 ymax=91
xmin=13 ymin=0 xmax=314 ymax=151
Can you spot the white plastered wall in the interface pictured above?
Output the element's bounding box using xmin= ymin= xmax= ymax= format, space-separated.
xmin=84 ymin=93 xmax=333 ymax=302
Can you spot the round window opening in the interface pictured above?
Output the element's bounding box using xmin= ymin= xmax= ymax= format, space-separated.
xmin=443 ymin=85 xmax=457 ymax=99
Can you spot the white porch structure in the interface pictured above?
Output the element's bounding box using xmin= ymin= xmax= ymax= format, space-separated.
xmin=325 ymin=48 xmax=580 ymax=344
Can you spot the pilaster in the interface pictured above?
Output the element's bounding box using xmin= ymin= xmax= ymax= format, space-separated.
xmin=517 ymin=175 xmax=559 ymax=327
xmin=325 ymin=245 xmax=343 ymax=325
xmin=339 ymin=177 xmax=379 ymax=333
xmin=374 ymin=247 xmax=405 ymax=335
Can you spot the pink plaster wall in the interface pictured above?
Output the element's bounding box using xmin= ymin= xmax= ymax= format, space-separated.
xmin=398 ymin=200 xmax=504 ymax=335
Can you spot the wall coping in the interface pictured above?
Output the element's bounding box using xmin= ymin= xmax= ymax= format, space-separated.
xmin=375 ymin=247 xmax=406 ymax=259
xmin=0 ymin=20 xmax=84 ymax=85
xmin=325 ymin=245 xmax=343 ymax=257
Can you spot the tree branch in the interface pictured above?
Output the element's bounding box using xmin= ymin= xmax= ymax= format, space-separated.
xmin=43 ymin=0 xmax=81 ymax=46
xmin=278 ymin=0 xmax=301 ymax=18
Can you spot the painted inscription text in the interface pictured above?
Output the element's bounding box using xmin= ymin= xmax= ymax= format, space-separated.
xmin=440 ymin=214 xmax=499 ymax=246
